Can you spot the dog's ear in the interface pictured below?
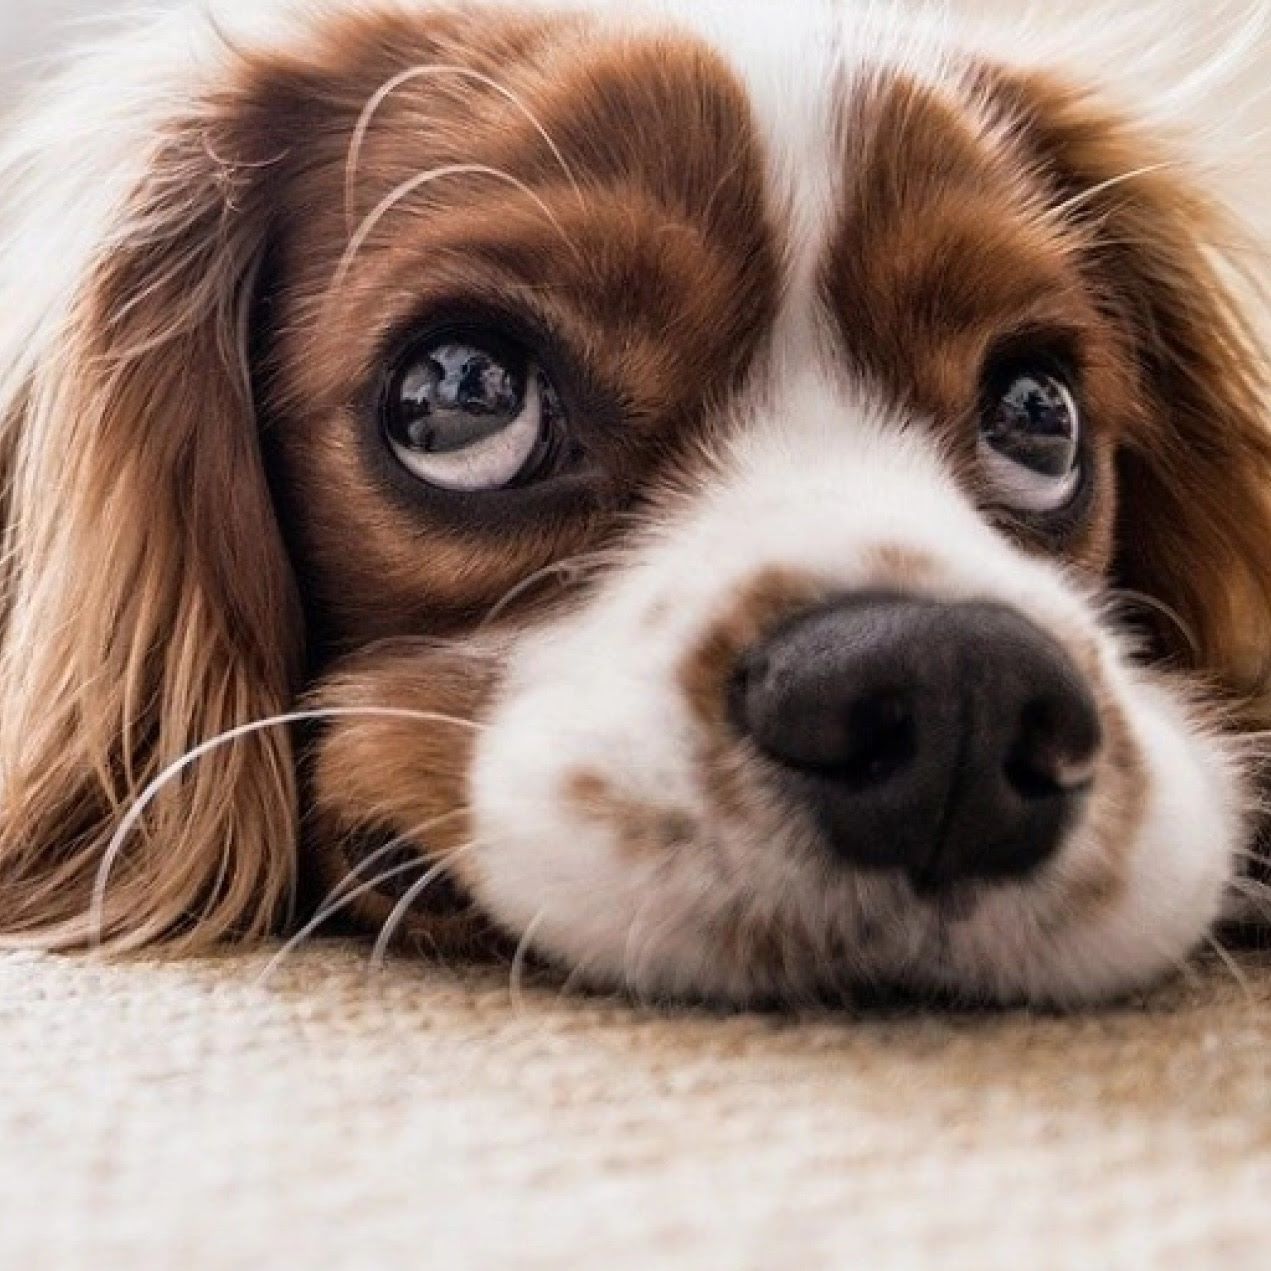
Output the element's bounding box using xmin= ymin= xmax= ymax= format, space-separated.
xmin=997 ymin=73 xmax=1271 ymax=728
xmin=0 ymin=39 xmax=303 ymax=949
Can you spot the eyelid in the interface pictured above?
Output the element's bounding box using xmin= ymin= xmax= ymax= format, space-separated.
xmin=980 ymin=328 xmax=1086 ymax=394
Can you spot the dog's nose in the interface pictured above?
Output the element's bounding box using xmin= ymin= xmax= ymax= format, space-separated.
xmin=732 ymin=594 xmax=1102 ymax=892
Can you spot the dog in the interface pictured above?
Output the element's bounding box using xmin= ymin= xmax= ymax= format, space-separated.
xmin=0 ymin=0 xmax=1267 ymax=1007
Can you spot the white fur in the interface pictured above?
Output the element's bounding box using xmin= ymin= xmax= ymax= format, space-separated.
xmin=468 ymin=1 xmax=1258 ymax=1005
xmin=472 ymin=365 xmax=1244 ymax=1004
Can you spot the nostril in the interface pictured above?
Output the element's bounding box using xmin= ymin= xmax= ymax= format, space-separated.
xmin=1004 ymin=697 xmax=1102 ymax=801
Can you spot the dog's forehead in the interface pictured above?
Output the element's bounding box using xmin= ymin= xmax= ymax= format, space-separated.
xmin=295 ymin=0 xmax=856 ymax=212
xmin=271 ymin=0 xmax=1014 ymax=376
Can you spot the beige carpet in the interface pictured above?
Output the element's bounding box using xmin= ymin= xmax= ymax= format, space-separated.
xmin=1 ymin=943 xmax=1269 ymax=1269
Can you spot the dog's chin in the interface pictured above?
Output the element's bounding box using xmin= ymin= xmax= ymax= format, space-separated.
xmin=464 ymin=781 xmax=1237 ymax=1011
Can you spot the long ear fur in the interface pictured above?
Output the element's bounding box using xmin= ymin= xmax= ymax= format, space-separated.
xmin=997 ymin=72 xmax=1271 ymax=727
xmin=0 ymin=23 xmax=302 ymax=950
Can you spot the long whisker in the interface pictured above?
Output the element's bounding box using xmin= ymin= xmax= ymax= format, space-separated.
xmin=369 ymin=841 xmax=480 ymax=969
xmin=345 ymin=63 xmax=584 ymax=232
xmin=477 ymin=548 xmax=618 ymax=631
xmin=312 ymin=805 xmax=469 ymax=919
xmin=89 ymin=706 xmax=481 ymax=951
xmin=1048 ymin=161 xmax=1180 ymax=223
xmin=259 ymin=806 xmax=471 ymax=981
xmin=1204 ymin=930 xmax=1255 ymax=1003
xmin=256 ymin=857 xmax=431 ymax=986
xmin=332 ymin=163 xmax=581 ymax=296
xmin=557 ymin=956 xmax=600 ymax=1002
xmin=509 ymin=908 xmax=549 ymax=1013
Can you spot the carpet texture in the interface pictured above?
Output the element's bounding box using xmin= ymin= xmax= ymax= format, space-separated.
xmin=1 ymin=944 xmax=1269 ymax=1268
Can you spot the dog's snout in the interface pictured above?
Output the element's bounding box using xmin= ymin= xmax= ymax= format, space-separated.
xmin=732 ymin=593 xmax=1102 ymax=892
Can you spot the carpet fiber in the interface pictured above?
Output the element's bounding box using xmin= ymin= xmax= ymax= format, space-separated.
xmin=2 ymin=944 xmax=1268 ymax=1268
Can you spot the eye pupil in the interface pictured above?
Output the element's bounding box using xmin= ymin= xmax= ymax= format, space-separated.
xmin=985 ymin=373 xmax=1077 ymax=475
xmin=978 ymin=363 xmax=1081 ymax=515
xmin=458 ymin=352 xmax=521 ymax=414
xmin=392 ymin=338 xmax=528 ymax=455
xmin=382 ymin=326 xmax=562 ymax=493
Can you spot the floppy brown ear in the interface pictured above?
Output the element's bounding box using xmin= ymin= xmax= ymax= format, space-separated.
xmin=0 ymin=49 xmax=302 ymax=949
xmin=998 ymin=74 xmax=1271 ymax=727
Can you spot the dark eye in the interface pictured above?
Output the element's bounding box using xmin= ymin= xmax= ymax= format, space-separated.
xmin=382 ymin=328 xmax=565 ymax=491
xmin=978 ymin=363 xmax=1081 ymax=514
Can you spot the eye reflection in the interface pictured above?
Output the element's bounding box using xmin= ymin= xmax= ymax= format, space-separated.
xmin=978 ymin=365 xmax=1081 ymax=516
xmin=382 ymin=328 xmax=565 ymax=492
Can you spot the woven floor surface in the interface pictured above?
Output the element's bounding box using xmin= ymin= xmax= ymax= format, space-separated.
xmin=1 ymin=944 xmax=1268 ymax=1269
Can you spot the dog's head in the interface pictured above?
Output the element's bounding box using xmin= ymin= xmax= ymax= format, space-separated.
xmin=1 ymin=0 xmax=1268 ymax=1005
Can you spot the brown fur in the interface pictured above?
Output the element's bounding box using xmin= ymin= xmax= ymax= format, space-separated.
xmin=306 ymin=642 xmax=502 ymax=947
xmin=983 ymin=71 xmax=1271 ymax=723
xmin=565 ymin=770 xmax=697 ymax=860
xmin=0 ymin=7 xmax=778 ymax=949
xmin=257 ymin=9 xmax=777 ymax=647
xmin=0 ymin=91 xmax=303 ymax=949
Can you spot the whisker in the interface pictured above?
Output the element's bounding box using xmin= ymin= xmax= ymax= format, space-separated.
xmin=1102 ymin=587 xmax=1201 ymax=659
xmin=89 ymin=706 xmax=480 ymax=951
xmin=556 ymin=956 xmax=599 ymax=1002
xmin=621 ymin=859 xmax=692 ymax=1010
xmin=332 ymin=163 xmax=582 ymax=297
xmin=263 ymin=808 xmax=475 ymax=981
xmin=1162 ymin=940 xmax=1206 ymax=992
xmin=345 ymin=63 xmax=584 ymax=233
xmin=1226 ymin=873 xmax=1271 ymax=908
xmin=316 ymin=805 xmax=468 ymax=915
xmin=1048 ymin=160 xmax=1180 ymax=223
xmin=509 ymin=908 xmax=548 ymax=1014
xmin=477 ymin=548 xmax=617 ymax=630
xmin=256 ymin=857 xmax=431 ymax=986
xmin=1204 ymin=930 xmax=1255 ymax=1003
xmin=369 ymin=841 xmax=480 ymax=970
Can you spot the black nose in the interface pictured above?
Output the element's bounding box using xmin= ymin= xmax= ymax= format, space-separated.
xmin=732 ymin=594 xmax=1102 ymax=893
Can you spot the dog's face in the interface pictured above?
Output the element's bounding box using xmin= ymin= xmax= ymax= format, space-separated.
xmin=1 ymin=1 xmax=1268 ymax=1006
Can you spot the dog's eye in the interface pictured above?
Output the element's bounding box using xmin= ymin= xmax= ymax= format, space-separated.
xmin=978 ymin=364 xmax=1081 ymax=514
xmin=382 ymin=329 xmax=563 ymax=491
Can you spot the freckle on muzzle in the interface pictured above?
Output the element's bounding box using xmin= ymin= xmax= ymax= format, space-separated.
xmin=731 ymin=593 xmax=1102 ymax=894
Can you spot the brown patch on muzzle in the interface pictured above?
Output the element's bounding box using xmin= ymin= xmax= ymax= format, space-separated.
xmin=679 ymin=567 xmax=825 ymax=730
xmin=564 ymin=769 xmax=697 ymax=860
